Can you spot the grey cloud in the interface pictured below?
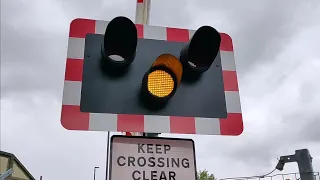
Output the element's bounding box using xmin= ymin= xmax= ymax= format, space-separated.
xmin=0 ymin=0 xmax=194 ymax=99
xmin=222 ymin=84 xmax=320 ymax=173
xmin=149 ymin=0 xmax=193 ymax=28
xmin=1 ymin=0 xmax=320 ymax=179
xmin=1 ymin=22 xmax=67 ymax=98
xmin=187 ymin=4 xmax=320 ymax=172
xmin=55 ymin=0 xmax=138 ymax=20
xmin=1 ymin=0 xmax=135 ymax=99
xmin=1 ymin=0 xmax=71 ymax=99
xmin=287 ymin=114 xmax=320 ymax=142
xmin=1 ymin=94 xmax=110 ymax=180
xmin=188 ymin=0 xmax=320 ymax=75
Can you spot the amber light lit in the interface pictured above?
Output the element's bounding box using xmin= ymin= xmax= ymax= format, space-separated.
xmin=151 ymin=54 xmax=183 ymax=86
xmin=147 ymin=70 xmax=175 ymax=97
xmin=140 ymin=54 xmax=183 ymax=109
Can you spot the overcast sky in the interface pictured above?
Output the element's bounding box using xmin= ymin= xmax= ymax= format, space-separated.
xmin=1 ymin=0 xmax=320 ymax=180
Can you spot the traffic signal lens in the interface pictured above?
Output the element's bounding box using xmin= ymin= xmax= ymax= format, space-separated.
xmin=101 ymin=16 xmax=137 ymax=72
xmin=108 ymin=55 xmax=125 ymax=62
xmin=151 ymin=54 xmax=183 ymax=85
xmin=147 ymin=70 xmax=175 ymax=98
xmin=140 ymin=54 xmax=183 ymax=109
xmin=180 ymin=26 xmax=221 ymax=73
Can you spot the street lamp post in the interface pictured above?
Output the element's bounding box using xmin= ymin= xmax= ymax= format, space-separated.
xmin=94 ymin=167 xmax=99 ymax=180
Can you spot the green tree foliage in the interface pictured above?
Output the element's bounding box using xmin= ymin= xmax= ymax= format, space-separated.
xmin=197 ymin=169 xmax=216 ymax=180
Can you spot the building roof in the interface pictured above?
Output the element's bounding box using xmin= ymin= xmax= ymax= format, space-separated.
xmin=0 ymin=150 xmax=36 ymax=180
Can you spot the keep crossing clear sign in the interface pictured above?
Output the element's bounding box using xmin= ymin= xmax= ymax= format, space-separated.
xmin=109 ymin=135 xmax=197 ymax=180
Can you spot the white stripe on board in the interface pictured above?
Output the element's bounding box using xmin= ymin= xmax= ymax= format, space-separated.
xmin=225 ymin=91 xmax=242 ymax=113
xmin=195 ymin=117 xmax=221 ymax=135
xmin=95 ymin=20 xmax=109 ymax=35
xmin=144 ymin=115 xmax=170 ymax=133
xmin=135 ymin=3 xmax=144 ymax=24
xmin=89 ymin=113 xmax=118 ymax=131
xmin=220 ymin=51 xmax=236 ymax=71
xmin=188 ymin=30 xmax=196 ymax=40
xmin=67 ymin=38 xmax=85 ymax=59
xmin=143 ymin=25 xmax=167 ymax=40
xmin=62 ymin=81 xmax=82 ymax=106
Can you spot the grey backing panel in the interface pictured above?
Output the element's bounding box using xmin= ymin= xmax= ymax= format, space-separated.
xmin=81 ymin=34 xmax=227 ymax=118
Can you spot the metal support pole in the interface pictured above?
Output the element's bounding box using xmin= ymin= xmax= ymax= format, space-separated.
xmin=105 ymin=131 xmax=110 ymax=180
xmin=105 ymin=2 xmax=153 ymax=180
xmin=277 ymin=149 xmax=315 ymax=180
xmin=135 ymin=0 xmax=150 ymax=24
xmin=135 ymin=0 xmax=158 ymax=138
xmin=94 ymin=166 xmax=100 ymax=180
xmin=296 ymin=149 xmax=315 ymax=180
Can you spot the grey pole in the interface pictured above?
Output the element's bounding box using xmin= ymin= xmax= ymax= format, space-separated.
xmin=105 ymin=131 xmax=110 ymax=180
xmin=94 ymin=168 xmax=96 ymax=180
xmin=135 ymin=0 xmax=159 ymax=138
xmin=276 ymin=149 xmax=315 ymax=180
xmin=94 ymin=166 xmax=99 ymax=180
xmin=295 ymin=149 xmax=315 ymax=180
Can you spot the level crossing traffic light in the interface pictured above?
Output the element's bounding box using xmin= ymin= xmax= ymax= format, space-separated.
xmin=61 ymin=16 xmax=243 ymax=136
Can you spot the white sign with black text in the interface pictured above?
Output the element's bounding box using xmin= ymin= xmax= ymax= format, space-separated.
xmin=109 ymin=136 xmax=197 ymax=180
